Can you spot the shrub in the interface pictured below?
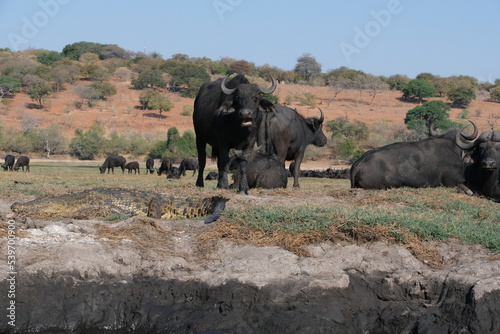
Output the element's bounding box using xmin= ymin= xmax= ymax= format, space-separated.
xmin=69 ymin=123 xmax=105 ymax=160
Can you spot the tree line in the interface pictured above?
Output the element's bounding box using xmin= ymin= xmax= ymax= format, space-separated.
xmin=0 ymin=121 xmax=197 ymax=161
xmin=1 ymin=41 xmax=500 ymax=162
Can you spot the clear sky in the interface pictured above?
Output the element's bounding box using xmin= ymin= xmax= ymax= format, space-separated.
xmin=1 ymin=0 xmax=499 ymax=81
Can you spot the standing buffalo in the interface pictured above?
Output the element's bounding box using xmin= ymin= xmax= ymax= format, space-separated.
xmin=13 ymin=156 xmax=30 ymax=172
xmin=157 ymin=158 xmax=174 ymax=176
xmin=125 ymin=161 xmax=140 ymax=174
xmin=145 ymin=157 xmax=155 ymax=174
xmin=350 ymin=123 xmax=477 ymax=192
xmin=193 ymin=74 xmax=276 ymax=194
xmin=179 ymin=158 xmax=198 ymax=176
xmin=99 ymin=155 xmax=126 ymax=174
xmin=258 ymin=104 xmax=327 ymax=188
xmin=2 ymin=154 xmax=15 ymax=171
xmin=456 ymin=125 xmax=500 ymax=201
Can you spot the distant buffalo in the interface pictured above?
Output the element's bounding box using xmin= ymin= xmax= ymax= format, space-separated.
xmin=179 ymin=158 xmax=198 ymax=176
xmin=157 ymin=158 xmax=173 ymax=176
xmin=13 ymin=156 xmax=30 ymax=172
xmin=125 ymin=161 xmax=140 ymax=174
xmin=145 ymin=158 xmax=155 ymax=174
xmin=2 ymin=155 xmax=15 ymax=171
xmin=99 ymin=155 xmax=126 ymax=174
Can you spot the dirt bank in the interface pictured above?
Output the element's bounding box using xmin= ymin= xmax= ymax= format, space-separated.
xmin=1 ymin=204 xmax=499 ymax=333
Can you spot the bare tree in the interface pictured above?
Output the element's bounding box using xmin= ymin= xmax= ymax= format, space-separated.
xmin=327 ymin=76 xmax=351 ymax=102
xmin=364 ymin=75 xmax=389 ymax=105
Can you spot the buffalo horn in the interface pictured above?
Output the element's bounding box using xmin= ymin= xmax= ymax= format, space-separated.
xmin=461 ymin=120 xmax=478 ymax=140
xmin=317 ymin=107 xmax=324 ymax=123
xmin=429 ymin=120 xmax=439 ymax=137
xmin=221 ymin=76 xmax=236 ymax=95
xmin=455 ymin=123 xmax=477 ymax=150
xmin=258 ymin=75 xmax=277 ymax=94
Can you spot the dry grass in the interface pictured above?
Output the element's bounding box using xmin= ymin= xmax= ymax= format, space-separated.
xmin=199 ymin=220 xmax=445 ymax=268
xmin=96 ymin=217 xmax=175 ymax=252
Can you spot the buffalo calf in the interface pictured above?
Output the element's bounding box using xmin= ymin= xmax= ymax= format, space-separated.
xmin=125 ymin=161 xmax=140 ymax=174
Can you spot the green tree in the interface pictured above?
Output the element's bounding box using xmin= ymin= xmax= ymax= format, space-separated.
xmin=139 ymin=89 xmax=173 ymax=114
xmin=27 ymin=80 xmax=51 ymax=108
xmin=132 ymin=69 xmax=166 ymax=89
xmin=326 ymin=117 xmax=369 ymax=142
xmin=404 ymin=100 xmax=459 ymax=134
xmin=91 ymin=82 xmax=117 ymax=100
xmin=102 ymin=132 xmax=128 ymax=155
xmin=0 ymin=76 xmax=21 ymax=102
xmin=489 ymin=86 xmax=500 ymax=102
xmin=163 ymin=127 xmax=197 ymax=159
xmin=447 ymin=86 xmax=475 ymax=108
xmin=36 ymin=51 xmax=63 ymax=65
xmin=80 ymin=64 xmax=110 ymax=82
xmin=62 ymin=41 xmax=104 ymax=60
xmin=384 ymin=74 xmax=410 ymax=91
xmin=402 ymin=79 xmax=436 ymax=103
xmin=294 ymin=53 xmax=321 ymax=81
xmin=69 ymin=123 xmax=105 ymax=160
xmin=166 ymin=63 xmax=210 ymax=93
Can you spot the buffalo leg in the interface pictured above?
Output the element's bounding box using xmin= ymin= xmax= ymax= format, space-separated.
xmin=292 ymin=155 xmax=303 ymax=188
xmin=238 ymin=158 xmax=250 ymax=194
xmin=196 ymin=140 xmax=206 ymax=187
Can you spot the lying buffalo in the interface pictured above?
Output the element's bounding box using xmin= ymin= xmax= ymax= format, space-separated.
xmin=350 ymin=123 xmax=477 ymax=193
xmin=230 ymin=148 xmax=288 ymax=189
xmin=456 ymin=124 xmax=500 ymax=202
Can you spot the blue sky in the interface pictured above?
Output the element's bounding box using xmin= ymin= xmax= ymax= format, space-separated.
xmin=1 ymin=0 xmax=499 ymax=81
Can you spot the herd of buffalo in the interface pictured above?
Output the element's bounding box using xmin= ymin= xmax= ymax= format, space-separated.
xmin=1 ymin=74 xmax=499 ymax=202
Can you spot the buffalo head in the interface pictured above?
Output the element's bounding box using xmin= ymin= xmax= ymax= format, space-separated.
xmin=456 ymin=122 xmax=500 ymax=170
xmin=307 ymin=108 xmax=327 ymax=147
xmin=220 ymin=75 xmax=277 ymax=127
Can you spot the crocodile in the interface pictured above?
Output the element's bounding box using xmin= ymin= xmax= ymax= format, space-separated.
xmin=11 ymin=187 xmax=228 ymax=224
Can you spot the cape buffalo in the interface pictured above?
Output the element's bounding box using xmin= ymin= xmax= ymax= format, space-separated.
xmin=456 ymin=125 xmax=500 ymax=202
xmin=2 ymin=154 xmax=15 ymax=171
xmin=99 ymin=155 xmax=126 ymax=174
xmin=13 ymin=156 xmax=30 ymax=172
xmin=258 ymin=104 xmax=327 ymax=188
xmin=350 ymin=123 xmax=477 ymax=192
xmin=229 ymin=148 xmax=288 ymax=189
xmin=179 ymin=158 xmax=198 ymax=176
xmin=125 ymin=161 xmax=140 ymax=174
xmin=157 ymin=158 xmax=173 ymax=176
xmin=145 ymin=157 xmax=155 ymax=174
xmin=193 ymin=74 xmax=276 ymax=194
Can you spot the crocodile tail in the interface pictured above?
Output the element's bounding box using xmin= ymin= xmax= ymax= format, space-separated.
xmin=204 ymin=196 xmax=229 ymax=224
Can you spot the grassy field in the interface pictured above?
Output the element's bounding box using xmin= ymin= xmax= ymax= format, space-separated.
xmin=2 ymin=162 xmax=499 ymax=266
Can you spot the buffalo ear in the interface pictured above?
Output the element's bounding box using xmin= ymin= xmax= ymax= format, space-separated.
xmin=218 ymin=101 xmax=235 ymax=113
xmin=259 ymin=99 xmax=275 ymax=112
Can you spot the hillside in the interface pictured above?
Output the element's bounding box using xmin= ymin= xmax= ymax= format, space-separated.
xmin=1 ymin=78 xmax=498 ymax=148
